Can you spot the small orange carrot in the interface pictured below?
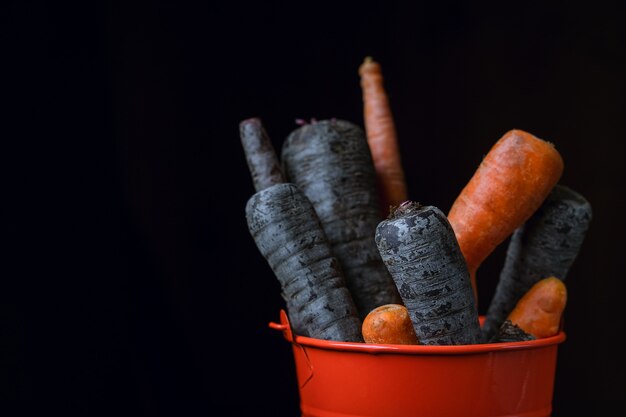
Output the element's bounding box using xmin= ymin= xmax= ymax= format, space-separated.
xmin=359 ymin=56 xmax=408 ymax=215
xmin=447 ymin=129 xmax=564 ymax=302
xmin=362 ymin=304 xmax=419 ymax=345
xmin=497 ymin=276 xmax=567 ymax=341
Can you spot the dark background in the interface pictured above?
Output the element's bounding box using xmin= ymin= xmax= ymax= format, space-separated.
xmin=3 ymin=1 xmax=626 ymax=416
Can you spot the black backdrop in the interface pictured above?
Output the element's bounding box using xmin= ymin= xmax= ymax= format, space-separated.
xmin=4 ymin=1 xmax=626 ymax=416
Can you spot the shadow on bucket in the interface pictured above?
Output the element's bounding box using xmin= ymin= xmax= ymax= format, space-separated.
xmin=269 ymin=309 xmax=566 ymax=417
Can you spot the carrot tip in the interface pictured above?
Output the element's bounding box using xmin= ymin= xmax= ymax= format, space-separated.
xmin=240 ymin=117 xmax=261 ymax=127
xmin=391 ymin=200 xmax=421 ymax=218
xmin=294 ymin=117 xmax=319 ymax=126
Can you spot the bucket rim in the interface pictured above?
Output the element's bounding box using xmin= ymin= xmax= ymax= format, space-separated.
xmin=269 ymin=309 xmax=566 ymax=355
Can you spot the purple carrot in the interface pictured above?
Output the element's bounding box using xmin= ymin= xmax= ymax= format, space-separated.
xmin=240 ymin=118 xmax=362 ymax=342
xmin=240 ymin=118 xmax=284 ymax=192
xmin=375 ymin=202 xmax=481 ymax=345
xmin=281 ymin=119 xmax=402 ymax=320
xmin=493 ymin=320 xmax=535 ymax=343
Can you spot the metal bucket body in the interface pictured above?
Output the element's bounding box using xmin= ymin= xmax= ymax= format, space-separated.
xmin=270 ymin=310 xmax=566 ymax=417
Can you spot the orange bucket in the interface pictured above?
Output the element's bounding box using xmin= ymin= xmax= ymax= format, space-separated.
xmin=269 ymin=309 xmax=566 ymax=417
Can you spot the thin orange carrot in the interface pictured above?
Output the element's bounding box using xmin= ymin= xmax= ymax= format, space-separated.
xmin=359 ymin=56 xmax=407 ymax=215
xmin=361 ymin=304 xmax=419 ymax=345
xmin=447 ymin=129 xmax=564 ymax=302
xmin=501 ymin=276 xmax=567 ymax=340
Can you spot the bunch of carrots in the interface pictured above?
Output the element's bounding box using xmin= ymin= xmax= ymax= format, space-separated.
xmin=242 ymin=57 xmax=592 ymax=346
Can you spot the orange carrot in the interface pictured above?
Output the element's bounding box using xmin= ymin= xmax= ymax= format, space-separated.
xmin=362 ymin=304 xmax=419 ymax=345
xmin=497 ymin=276 xmax=567 ymax=341
xmin=359 ymin=56 xmax=407 ymax=215
xmin=447 ymin=129 xmax=564 ymax=301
